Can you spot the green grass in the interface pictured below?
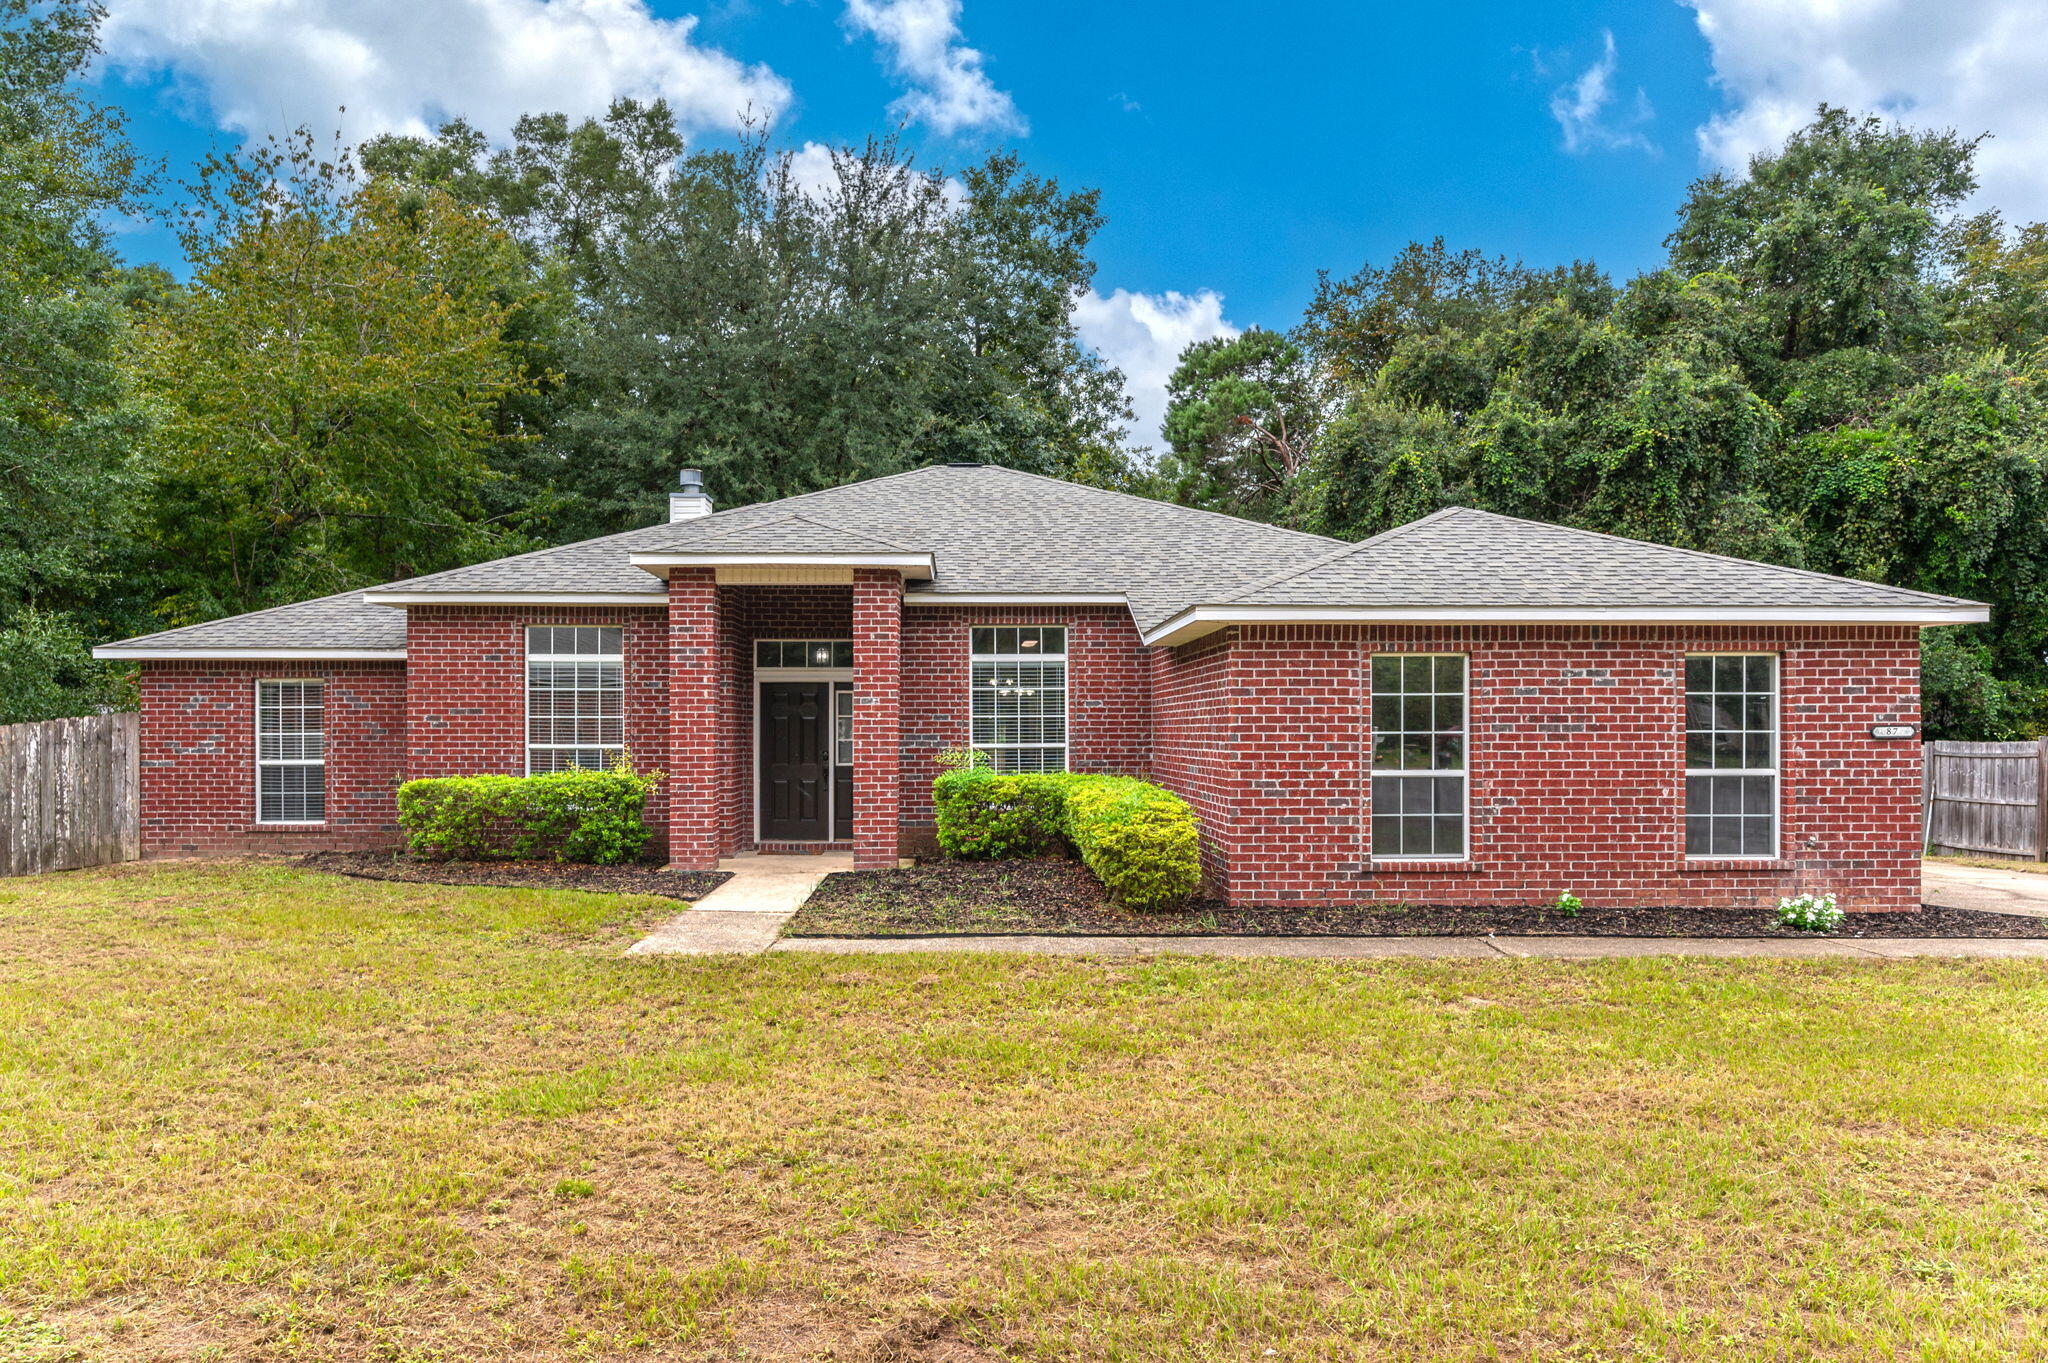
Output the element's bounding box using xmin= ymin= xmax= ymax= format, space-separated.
xmin=4 ymin=862 xmax=2048 ymax=1359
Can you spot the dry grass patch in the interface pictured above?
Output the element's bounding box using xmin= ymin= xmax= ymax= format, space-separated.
xmin=3 ymin=862 xmax=2048 ymax=1360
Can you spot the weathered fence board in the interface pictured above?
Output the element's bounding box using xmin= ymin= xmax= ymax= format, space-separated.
xmin=0 ymin=713 xmax=140 ymax=876
xmin=1923 ymin=739 xmax=2048 ymax=860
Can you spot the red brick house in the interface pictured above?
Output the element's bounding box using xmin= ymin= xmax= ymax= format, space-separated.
xmin=96 ymin=464 xmax=1986 ymax=910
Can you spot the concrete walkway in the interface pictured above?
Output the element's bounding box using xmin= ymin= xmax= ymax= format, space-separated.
xmin=628 ymin=852 xmax=853 ymax=956
xmin=772 ymin=933 xmax=2048 ymax=960
xmin=1923 ymin=860 xmax=2048 ymax=918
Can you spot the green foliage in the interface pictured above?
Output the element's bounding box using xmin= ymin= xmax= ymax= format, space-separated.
xmin=364 ymin=113 xmax=1137 ymax=540
xmin=1777 ymin=893 xmax=1844 ymax=933
xmin=395 ymin=761 xmax=663 ymax=865
xmin=1551 ymin=891 xmax=1583 ymax=920
xmin=0 ymin=0 xmax=154 ymax=721
xmin=1057 ymin=775 xmax=1203 ymax=910
xmin=931 ymin=766 xmax=1073 ymax=860
xmin=1267 ymin=107 xmax=2048 ymax=738
xmin=1162 ymin=328 xmax=1321 ymax=519
xmin=932 ymin=768 xmax=1200 ymax=909
xmin=129 ymin=130 xmax=542 ymax=623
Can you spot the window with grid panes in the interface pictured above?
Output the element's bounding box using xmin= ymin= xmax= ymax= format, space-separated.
xmin=753 ymin=639 xmax=854 ymax=669
xmin=1685 ymin=653 xmax=1777 ymax=857
xmin=526 ymin=626 xmax=625 ymax=773
xmin=256 ymin=680 xmax=325 ymax=823
xmin=1369 ymin=654 xmax=1467 ymax=858
xmin=969 ymin=626 xmax=1067 ymax=773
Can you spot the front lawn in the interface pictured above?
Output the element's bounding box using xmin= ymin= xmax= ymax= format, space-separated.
xmin=5 ymin=863 xmax=2048 ymax=1360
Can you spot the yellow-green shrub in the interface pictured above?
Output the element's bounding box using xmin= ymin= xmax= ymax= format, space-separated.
xmin=931 ymin=767 xmax=1199 ymax=908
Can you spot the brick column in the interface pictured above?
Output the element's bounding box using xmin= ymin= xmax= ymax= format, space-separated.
xmin=666 ymin=568 xmax=723 ymax=869
xmin=852 ymin=569 xmax=903 ymax=869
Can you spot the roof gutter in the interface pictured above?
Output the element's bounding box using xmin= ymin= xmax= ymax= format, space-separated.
xmin=359 ymin=591 xmax=667 ymax=607
xmin=902 ymin=592 xmax=1127 ymax=606
xmin=91 ymin=646 xmax=408 ymax=661
xmin=1142 ymin=602 xmax=1993 ymax=649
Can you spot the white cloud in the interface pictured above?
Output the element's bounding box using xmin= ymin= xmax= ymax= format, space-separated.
xmin=99 ymin=0 xmax=791 ymax=143
xmin=1685 ymin=0 xmax=2048 ymax=218
xmin=1071 ymin=287 xmax=1238 ymax=449
xmin=841 ymin=0 xmax=1024 ymax=136
xmin=1548 ymin=30 xmax=1654 ymax=154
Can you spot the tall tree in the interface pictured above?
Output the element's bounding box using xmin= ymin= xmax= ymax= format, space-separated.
xmin=0 ymin=0 xmax=150 ymax=720
xmin=364 ymin=113 xmax=1137 ymax=535
xmin=130 ymin=131 xmax=540 ymax=621
xmin=1161 ymin=328 xmax=1322 ymax=519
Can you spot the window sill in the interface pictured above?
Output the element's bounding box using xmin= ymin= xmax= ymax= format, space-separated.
xmin=1356 ymin=859 xmax=1476 ymax=875
xmin=1680 ymin=857 xmax=1790 ymax=872
xmin=249 ymin=822 xmax=327 ymax=831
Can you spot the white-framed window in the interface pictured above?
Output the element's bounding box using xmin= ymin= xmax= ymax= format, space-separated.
xmin=970 ymin=626 xmax=1067 ymax=774
xmin=526 ymin=625 xmax=624 ymax=773
xmin=256 ymin=679 xmax=326 ymax=824
xmin=1685 ymin=653 xmax=1778 ymax=857
xmin=1370 ymin=653 xmax=1467 ymax=859
xmin=755 ymin=639 xmax=854 ymax=669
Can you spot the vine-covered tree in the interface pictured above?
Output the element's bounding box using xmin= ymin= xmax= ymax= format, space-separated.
xmin=1244 ymin=108 xmax=2048 ymax=738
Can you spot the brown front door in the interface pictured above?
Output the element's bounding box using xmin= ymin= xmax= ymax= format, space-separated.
xmin=760 ymin=682 xmax=830 ymax=841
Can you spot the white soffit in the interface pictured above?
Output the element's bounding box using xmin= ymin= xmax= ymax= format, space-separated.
xmin=1142 ymin=603 xmax=1994 ymax=648
xmin=629 ymin=552 xmax=935 ymax=581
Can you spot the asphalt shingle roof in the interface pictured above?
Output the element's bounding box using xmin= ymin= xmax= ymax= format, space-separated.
xmin=1210 ymin=507 xmax=1979 ymax=612
xmin=95 ymin=469 xmax=1984 ymax=656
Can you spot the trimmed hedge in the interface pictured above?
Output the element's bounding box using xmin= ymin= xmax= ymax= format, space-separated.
xmin=933 ymin=767 xmax=1200 ymax=909
xmin=396 ymin=762 xmax=663 ymax=865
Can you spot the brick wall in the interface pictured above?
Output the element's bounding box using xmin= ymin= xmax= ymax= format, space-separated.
xmin=136 ymin=660 xmax=406 ymax=856
xmin=898 ymin=604 xmax=1152 ymax=837
xmin=852 ymin=571 xmax=904 ymax=868
xmin=1157 ymin=623 xmax=1923 ymax=911
xmin=405 ymin=604 xmax=674 ymax=856
xmin=132 ymin=603 xmax=1925 ymax=911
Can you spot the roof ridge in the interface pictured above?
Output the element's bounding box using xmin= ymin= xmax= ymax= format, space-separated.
xmin=368 ymin=468 xmax=946 ymax=592
xmin=1436 ymin=507 xmax=1982 ymax=608
xmin=771 ymin=511 xmax=921 ymax=552
xmin=1211 ymin=506 xmax=1469 ymax=604
xmin=972 ymin=464 xmax=1343 ymax=547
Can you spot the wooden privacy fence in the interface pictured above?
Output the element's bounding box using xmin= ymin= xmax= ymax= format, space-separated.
xmin=1923 ymin=739 xmax=2048 ymax=860
xmin=0 ymin=713 xmax=140 ymax=876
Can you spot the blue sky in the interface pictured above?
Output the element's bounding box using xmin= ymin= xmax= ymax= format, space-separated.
xmin=89 ymin=0 xmax=2048 ymax=444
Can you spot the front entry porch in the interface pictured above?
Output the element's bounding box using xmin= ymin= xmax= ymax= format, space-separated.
xmin=664 ymin=567 xmax=905 ymax=870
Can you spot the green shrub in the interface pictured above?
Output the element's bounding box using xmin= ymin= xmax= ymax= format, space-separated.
xmin=931 ymin=766 xmax=1071 ymax=859
xmin=932 ymin=766 xmax=1200 ymax=909
xmin=396 ymin=758 xmax=663 ymax=864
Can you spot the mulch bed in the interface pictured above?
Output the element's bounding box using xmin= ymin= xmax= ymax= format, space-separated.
xmin=786 ymin=857 xmax=2048 ymax=939
xmin=300 ymin=849 xmax=729 ymax=902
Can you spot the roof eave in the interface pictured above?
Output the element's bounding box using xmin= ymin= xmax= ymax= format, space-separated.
xmin=1141 ymin=603 xmax=1993 ymax=649
xmin=359 ymin=591 xmax=667 ymax=607
xmin=627 ymin=552 xmax=936 ymax=581
xmin=91 ymin=646 xmax=408 ymax=661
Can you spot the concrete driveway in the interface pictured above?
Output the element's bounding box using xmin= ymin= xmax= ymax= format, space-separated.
xmin=1923 ymin=860 xmax=2048 ymax=918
